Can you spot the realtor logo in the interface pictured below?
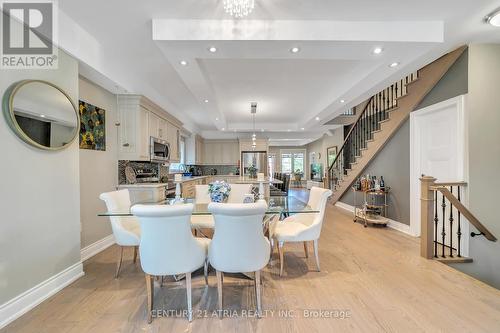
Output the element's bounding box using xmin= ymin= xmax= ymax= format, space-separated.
xmin=1 ymin=0 xmax=58 ymax=69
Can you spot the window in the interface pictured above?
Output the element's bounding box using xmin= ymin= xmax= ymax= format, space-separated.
xmin=292 ymin=152 xmax=304 ymax=174
xmin=281 ymin=153 xmax=292 ymax=174
xmin=268 ymin=153 xmax=276 ymax=176
xmin=280 ymin=150 xmax=305 ymax=175
xmin=169 ymin=137 xmax=186 ymax=172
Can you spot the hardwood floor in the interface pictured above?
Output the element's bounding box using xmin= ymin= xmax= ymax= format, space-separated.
xmin=3 ymin=192 xmax=500 ymax=332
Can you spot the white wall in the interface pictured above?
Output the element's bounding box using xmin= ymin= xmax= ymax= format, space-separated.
xmin=0 ymin=50 xmax=81 ymax=305
xmin=78 ymin=77 xmax=116 ymax=249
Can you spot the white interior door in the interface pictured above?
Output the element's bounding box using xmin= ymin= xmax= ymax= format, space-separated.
xmin=410 ymin=95 xmax=468 ymax=255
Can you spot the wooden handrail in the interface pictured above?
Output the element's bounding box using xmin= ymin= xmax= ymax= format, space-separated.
xmin=433 ymin=181 xmax=468 ymax=187
xmin=327 ymin=96 xmax=374 ymax=174
xmin=436 ymin=187 xmax=497 ymax=242
xmin=420 ymin=176 xmax=497 ymax=260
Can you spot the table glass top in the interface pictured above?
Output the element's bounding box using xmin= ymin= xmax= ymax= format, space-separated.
xmin=98 ymin=196 xmax=317 ymax=217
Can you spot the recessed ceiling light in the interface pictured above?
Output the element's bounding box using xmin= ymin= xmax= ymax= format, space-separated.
xmin=290 ymin=47 xmax=300 ymax=53
xmin=215 ymin=117 xmax=219 ymax=121
xmin=389 ymin=62 xmax=400 ymax=68
xmin=208 ymin=46 xmax=217 ymax=53
xmin=372 ymin=47 xmax=383 ymax=55
xmin=221 ymin=128 xmax=225 ymax=131
xmin=40 ymin=114 xmax=46 ymax=118
xmin=180 ymin=60 xmax=188 ymax=66
xmin=340 ymin=99 xmax=345 ymax=103
xmin=486 ymin=9 xmax=500 ymax=26
xmin=301 ymin=127 xmax=305 ymax=131
xmin=315 ymin=116 xmax=320 ymax=121
xmin=204 ymin=99 xmax=209 ymax=103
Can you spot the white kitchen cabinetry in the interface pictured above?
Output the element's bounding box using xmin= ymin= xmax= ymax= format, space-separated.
xmin=195 ymin=135 xmax=204 ymax=164
xmin=202 ymin=140 xmax=239 ymax=165
xmin=117 ymin=96 xmax=150 ymax=161
xmin=166 ymin=121 xmax=180 ymax=162
xmin=118 ymin=95 xmax=183 ymax=162
xmin=148 ymin=112 xmax=161 ymax=139
xmin=239 ymin=138 xmax=268 ymax=152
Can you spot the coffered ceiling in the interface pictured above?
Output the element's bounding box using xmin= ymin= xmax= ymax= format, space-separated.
xmin=59 ymin=0 xmax=500 ymax=145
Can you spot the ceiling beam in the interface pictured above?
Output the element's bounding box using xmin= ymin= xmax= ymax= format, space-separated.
xmin=153 ymin=19 xmax=444 ymax=42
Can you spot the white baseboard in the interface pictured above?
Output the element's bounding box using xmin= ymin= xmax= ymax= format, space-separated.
xmin=334 ymin=201 xmax=414 ymax=236
xmin=0 ymin=262 xmax=84 ymax=329
xmin=80 ymin=234 xmax=115 ymax=262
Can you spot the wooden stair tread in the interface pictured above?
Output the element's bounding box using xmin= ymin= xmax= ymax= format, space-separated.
xmin=435 ymin=256 xmax=473 ymax=264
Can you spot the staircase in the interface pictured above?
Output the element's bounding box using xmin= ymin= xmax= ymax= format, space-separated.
xmin=327 ymin=46 xmax=467 ymax=204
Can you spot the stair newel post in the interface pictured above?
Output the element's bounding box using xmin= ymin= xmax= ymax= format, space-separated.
xmin=420 ymin=176 xmax=437 ymax=259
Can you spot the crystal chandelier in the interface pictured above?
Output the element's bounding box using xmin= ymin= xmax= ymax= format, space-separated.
xmin=251 ymin=102 xmax=257 ymax=150
xmin=223 ymin=0 xmax=255 ymax=18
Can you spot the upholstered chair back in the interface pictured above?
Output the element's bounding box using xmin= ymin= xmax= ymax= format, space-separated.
xmin=131 ymin=204 xmax=206 ymax=276
xmin=99 ymin=189 xmax=140 ymax=246
xmin=305 ymin=187 xmax=333 ymax=239
xmin=208 ymin=201 xmax=270 ymax=273
xmin=226 ymin=184 xmax=253 ymax=203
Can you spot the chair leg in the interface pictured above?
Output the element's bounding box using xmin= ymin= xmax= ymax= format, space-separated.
xmin=145 ymin=274 xmax=153 ymax=324
xmin=303 ymin=241 xmax=309 ymax=258
xmin=186 ymin=272 xmax=193 ymax=322
xmin=133 ymin=246 xmax=138 ymax=264
xmin=313 ymin=239 xmax=320 ymax=272
xmin=204 ymin=258 xmax=209 ymax=285
xmin=278 ymin=241 xmax=285 ymax=277
xmin=216 ymin=270 xmax=223 ymax=315
xmin=115 ymin=246 xmax=124 ymax=278
xmin=255 ymin=270 xmax=262 ymax=318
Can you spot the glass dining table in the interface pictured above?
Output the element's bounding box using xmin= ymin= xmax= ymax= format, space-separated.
xmin=98 ymin=196 xmax=318 ymax=217
xmin=98 ymin=196 xmax=316 ymax=280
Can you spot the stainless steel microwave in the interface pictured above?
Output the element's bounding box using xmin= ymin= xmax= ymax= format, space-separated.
xmin=150 ymin=137 xmax=170 ymax=163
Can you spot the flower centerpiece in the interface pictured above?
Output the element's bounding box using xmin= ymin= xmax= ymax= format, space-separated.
xmin=208 ymin=180 xmax=231 ymax=203
xmin=247 ymin=164 xmax=258 ymax=178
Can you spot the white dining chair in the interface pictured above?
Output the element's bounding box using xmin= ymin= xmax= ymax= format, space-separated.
xmin=273 ymin=187 xmax=333 ymax=276
xmin=208 ymin=201 xmax=270 ymax=317
xmin=131 ymin=203 xmax=210 ymax=323
xmin=226 ymin=184 xmax=253 ymax=203
xmin=99 ymin=189 xmax=141 ymax=278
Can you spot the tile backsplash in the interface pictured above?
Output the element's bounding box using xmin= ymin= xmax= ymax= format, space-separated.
xmin=186 ymin=165 xmax=239 ymax=176
xmin=118 ymin=160 xmax=170 ymax=184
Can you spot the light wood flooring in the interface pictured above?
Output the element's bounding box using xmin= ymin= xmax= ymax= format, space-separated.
xmin=3 ymin=192 xmax=500 ymax=332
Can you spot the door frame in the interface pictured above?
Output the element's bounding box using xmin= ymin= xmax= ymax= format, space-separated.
xmin=409 ymin=95 xmax=469 ymax=256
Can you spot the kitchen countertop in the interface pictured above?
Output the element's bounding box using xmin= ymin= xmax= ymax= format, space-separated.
xmin=117 ymin=175 xmax=282 ymax=186
xmin=117 ymin=183 xmax=169 ymax=188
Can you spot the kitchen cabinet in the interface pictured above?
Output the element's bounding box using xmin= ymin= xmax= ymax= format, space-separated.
xmin=148 ymin=112 xmax=161 ymax=139
xmin=239 ymin=138 xmax=268 ymax=152
xmin=202 ymin=140 xmax=239 ymax=165
xmin=181 ymin=178 xmax=205 ymax=198
xmin=195 ymin=135 xmax=204 ymax=165
xmin=117 ymin=96 xmax=150 ymax=161
xmin=167 ymin=121 xmax=180 ymax=162
xmin=117 ymin=95 xmax=183 ymax=162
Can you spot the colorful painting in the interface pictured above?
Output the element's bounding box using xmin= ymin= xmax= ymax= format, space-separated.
xmin=79 ymin=100 xmax=105 ymax=151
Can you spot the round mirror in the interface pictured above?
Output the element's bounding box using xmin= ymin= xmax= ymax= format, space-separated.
xmin=2 ymin=80 xmax=79 ymax=150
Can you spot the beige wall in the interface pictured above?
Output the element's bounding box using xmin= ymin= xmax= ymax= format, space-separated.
xmin=305 ymin=128 xmax=344 ymax=179
xmin=449 ymin=44 xmax=500 ymax=289
xmin=0 ymin=50 xmax=81 ymax=304
xmin=79 ymin=77 xmax=117 ymax=248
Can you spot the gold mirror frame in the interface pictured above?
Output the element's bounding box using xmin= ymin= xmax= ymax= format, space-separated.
xmin=2 ymin=80 xmax=80 ymax=151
